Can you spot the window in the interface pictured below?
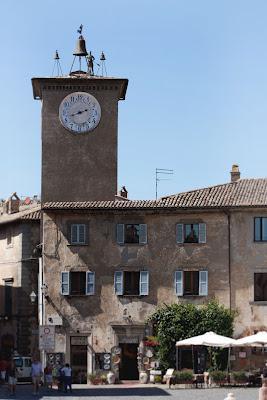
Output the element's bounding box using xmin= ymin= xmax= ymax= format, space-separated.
xmin=254 ymin=273 xmax=267 ymax=301
xmin=116 ymin=224 xmax=147 ymax=245
xmin=175 ymin=270 xmax=208 ymax=296
xmin=61 ymin=271 xmax=95 ymax=296
xmin=254 ymin=218 xmax=267 ymax=241
xmin=67 ymin=222 xmax=89 ymax=245
xmin=114 ymin=271 xmax=149 ymax=296
xmin=70 ymin=224 xmax=87 ymax=245
xmin=176 ymin=223 xmax=206 ymax=244
xmin=4 ymin=279 xmax=13 ymax=315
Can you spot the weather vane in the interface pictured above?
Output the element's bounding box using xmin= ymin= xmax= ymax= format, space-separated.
xmin=77 ymin=24 xmax=83 ymax=35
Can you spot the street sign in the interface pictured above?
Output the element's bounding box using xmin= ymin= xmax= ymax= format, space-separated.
xmin=39 ymin=326 xmax=55 ymax=351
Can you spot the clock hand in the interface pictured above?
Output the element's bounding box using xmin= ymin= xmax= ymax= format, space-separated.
xmin=70 ymin=109 xmax=89 ymax=117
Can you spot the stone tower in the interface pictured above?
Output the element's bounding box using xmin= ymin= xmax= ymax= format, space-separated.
xmin=32 ymin=32 xmax=128 ymax=203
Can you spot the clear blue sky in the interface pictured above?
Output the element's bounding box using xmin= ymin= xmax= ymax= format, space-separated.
xmin=1 ymin=0 xmax=267 ymax=200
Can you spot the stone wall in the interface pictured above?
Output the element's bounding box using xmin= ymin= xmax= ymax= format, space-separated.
xmin=43 ymin=209 xmax=230 ymax=360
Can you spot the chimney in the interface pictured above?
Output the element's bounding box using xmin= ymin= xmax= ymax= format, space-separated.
xmin=119 ymin=186 xmax=128 ymax=199
xmin=3 ymin=193 xmax=20 ymax=214
xmin=230 ymin=164 xmax=240 ymax=183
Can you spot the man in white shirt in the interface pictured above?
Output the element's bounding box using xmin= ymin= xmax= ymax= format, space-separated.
xmin=61 ymin=363 xmax=72 ymax=393
xmin=31 ymin=357 xmax=43 ymax=395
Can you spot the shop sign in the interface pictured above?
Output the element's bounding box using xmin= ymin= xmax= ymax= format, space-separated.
xmin=39 ymin=326 xmax=55 ymax=351
xmin=71 ymin=336 xmax=88 ymax=346
xmin=119 ymin=337 xmax=139 ymax=344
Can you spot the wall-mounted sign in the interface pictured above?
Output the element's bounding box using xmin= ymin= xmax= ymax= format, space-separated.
xmin=39 ymin=326 xmax=55 ymax=351
xmin=71 ymin=336 xmax=88 ymax=346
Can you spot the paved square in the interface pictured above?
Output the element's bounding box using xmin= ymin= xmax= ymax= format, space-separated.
xmin=0 ymin=384 xmax=259 ymax=400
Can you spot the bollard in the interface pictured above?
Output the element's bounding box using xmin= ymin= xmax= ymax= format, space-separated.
xmin=259 ymin=379 xmax=267 ymax=400
xmin=224 ymin=394 xmax=236 ymax=400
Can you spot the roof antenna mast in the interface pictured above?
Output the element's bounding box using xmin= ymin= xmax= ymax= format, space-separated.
xmin=156 ymin=168 xmax=174 ymax=200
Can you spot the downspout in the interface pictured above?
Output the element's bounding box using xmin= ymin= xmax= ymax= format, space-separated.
xmin=224 ymin=210 xmax=232 ymax=310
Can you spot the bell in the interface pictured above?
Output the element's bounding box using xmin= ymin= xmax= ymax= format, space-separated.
xmin=100 ymin=51 xmax=106 ymax=61
xmin=54 ymin=50 xmax=60 ymax=60
xmin=73 ymin=35 xmax=88 ymax=57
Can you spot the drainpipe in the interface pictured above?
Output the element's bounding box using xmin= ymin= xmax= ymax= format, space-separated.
xmin=224 ymin=210 xmax=232 ymax=310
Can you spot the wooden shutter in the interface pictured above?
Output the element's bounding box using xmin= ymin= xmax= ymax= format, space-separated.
xmin=175 ymin=271 xmax=183 ymax=296
xmin=86 ymin=272 xmax=95 ymax=295
xmin=139 ymin=224 xmax=147 ymax=244
xmin=139 ymin=271 xmax=149 ymax=295
xmin=78 ymin=224 xmax=86 ymax=244
xmin=176 ymin=224 xmax=184 ymax=243
xmin=71 ymin=224 xmax=78 ymax=244
xmin=199 ymin=223 xmax=207 ymax=243
xmin=61 ymin=271 xmax=70 ymax=295
xmin=114 ymin=271 xmax=123 ymax=295
xmin=117 ymin=224 xmax=125 ymax=244
xmin=199 ymin=270 xmax=208 ymax=296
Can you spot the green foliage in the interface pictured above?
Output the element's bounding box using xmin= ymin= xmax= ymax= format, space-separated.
xmin=154 ymin=375 xmax=162 ymax=383
xmin=88 ymin=372 xmax=107 ymax=384
xmin=210 ymin=370 xmax=227 ymax=383
xmin=232 ymin=371 xmax=247 ymax=383
xmin=147 ymin=300 xmax=236 ymax=369
xmin=174 ymin=370 xmax=194 ymax=383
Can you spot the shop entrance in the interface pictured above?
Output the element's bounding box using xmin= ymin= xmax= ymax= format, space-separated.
xmin=70 ymin=337 xmax=87 ymax=383
xmin=119 ymin=343 xmax=139 ymax=380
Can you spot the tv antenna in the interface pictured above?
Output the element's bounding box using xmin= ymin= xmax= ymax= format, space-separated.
xmin=155 ymin=168 xmax=174 ymax=199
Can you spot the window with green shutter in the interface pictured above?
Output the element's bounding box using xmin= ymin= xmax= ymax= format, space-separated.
xmin=176 ymin=223 xmax=206 ymax=244
xmin=61 ymin=271 xmax=95 ymax=296
xmin=175 ymin=270 xmax=208 ymax=296
xmin=116 ymin=224 xmax=147 ymax=244
xmin=68 ymin=222 xmax=89 ymax=245
xmin=114 ymin=271 xmax=149 ymax=296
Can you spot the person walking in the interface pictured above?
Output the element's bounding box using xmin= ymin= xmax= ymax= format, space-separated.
xmin=31 ymin=357 xmax=42 ymax=395
xmin=0 ymin=358 xmax=7 ymax=385
xmin=6 ymin=360 xmax=17 ymax=396
xmin=61 ymin=363 xmax=72 ymax=393
xmin=44 ymin=364 xmax=53 ymax=390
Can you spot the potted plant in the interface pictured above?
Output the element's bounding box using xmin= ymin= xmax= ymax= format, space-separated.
xmin=174 ymin=370 xmax=194 ymax=385
xmin=100 ymin=373 xmax=108 ymax=384
xmin=88 ymin=373 xmax=102 ymax=385
xmin=232 ymin=371 xmax=248 ymax=385
xmin=154 ymin=375 xmax=162 ymax=384
xmin=209 ymin=370 xmax=227 ymax=386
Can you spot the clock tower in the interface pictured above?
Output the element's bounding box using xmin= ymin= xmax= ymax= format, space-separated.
xmin=32 ymin=31 xmax=128 ymax=203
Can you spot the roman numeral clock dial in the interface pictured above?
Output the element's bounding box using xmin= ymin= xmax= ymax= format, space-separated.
xmin=59 ymin=92 xmax=101 ymax=133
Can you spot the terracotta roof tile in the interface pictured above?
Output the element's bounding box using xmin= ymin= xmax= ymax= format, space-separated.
xmin=42 ymin=179 xmax=267 ymax=211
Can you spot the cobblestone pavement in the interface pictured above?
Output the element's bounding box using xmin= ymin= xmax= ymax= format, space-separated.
xmin=0 ymin=383 xmax=259 ymax=400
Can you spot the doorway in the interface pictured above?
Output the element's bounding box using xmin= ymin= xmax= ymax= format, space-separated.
xmin=70 ymin=337 xmax=87 ymax=383
xmin=119 ymin=343 xmax=139 ymax=380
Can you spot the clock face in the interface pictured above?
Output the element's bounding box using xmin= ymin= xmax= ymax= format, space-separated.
xmin=59 ymin=92 xmax=101 ymax=133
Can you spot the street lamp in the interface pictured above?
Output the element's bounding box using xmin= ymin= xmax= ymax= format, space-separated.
xmin=30 ymin=291 xmax=37 ymax=304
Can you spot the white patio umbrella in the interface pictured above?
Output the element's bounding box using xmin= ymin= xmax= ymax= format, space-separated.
xmin=235 ymin=331 xmax=267 ymax=347
xmin=176 ymin=331 xmax=237 ymax=348
xmin=176 ymin=331 xmax=237 ymax=372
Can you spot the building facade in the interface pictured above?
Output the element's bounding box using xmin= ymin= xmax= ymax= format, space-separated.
xmin=29 ymin=31 xmax=267 ymax=379
xmin=40 ymin=177 xmax=267 ymax=378
xmin=0 ymin=195 xmax=40 ymax=358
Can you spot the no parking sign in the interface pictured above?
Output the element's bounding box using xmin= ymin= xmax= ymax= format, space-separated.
xmin=39 ymin=326 xmax=55 ymax=351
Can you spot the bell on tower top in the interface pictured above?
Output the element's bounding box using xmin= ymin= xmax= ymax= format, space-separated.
xmin=70 ymin=24 xmax=89 ymax=75
xmin=73 ymin=36 xmax=88 ymax=57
